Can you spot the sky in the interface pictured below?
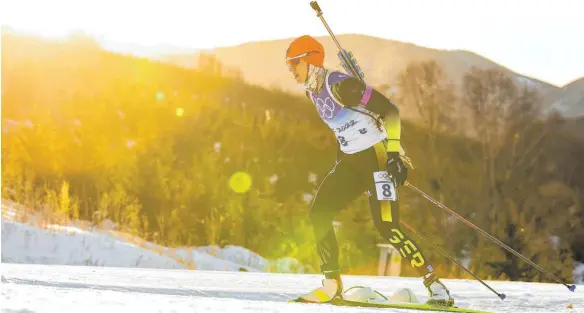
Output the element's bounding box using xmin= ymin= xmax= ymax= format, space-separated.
xmin=2 ymin=0 xmax=583 ymax=87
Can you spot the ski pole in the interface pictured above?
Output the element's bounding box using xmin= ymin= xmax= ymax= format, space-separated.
xmin=308 ymin=0 xmax=384 ymax=129
xmin=400 ymin=220 xmax=506 ymax=300
xmin=309 ymin=1 xmax=365 ymax=82
xmin=404 ymin=181 xmax=577 ymax=292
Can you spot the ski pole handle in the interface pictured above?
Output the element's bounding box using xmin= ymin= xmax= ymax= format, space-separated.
xmin=310 ymin=1 xmax=322 ymax=16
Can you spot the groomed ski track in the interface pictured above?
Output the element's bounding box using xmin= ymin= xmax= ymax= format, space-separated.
xmin=2 ymin=263 xmax=582 ymax=313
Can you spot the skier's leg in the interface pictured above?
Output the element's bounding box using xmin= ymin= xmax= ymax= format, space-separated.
xmin=298 ymin=156 xmax=369 ymax=302
xmin=366 ymin=142 xmax=454 ymax=306
xmin=368 ymin=188 xmax=435 ymax=275
xmin=309 ymin=157 xmax=366 ymax=277
xmin=367 ymin=179 xmax=433 ymax=276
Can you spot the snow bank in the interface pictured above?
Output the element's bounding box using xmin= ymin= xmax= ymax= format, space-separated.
xmin=0 ymin=219 xmax=280 ymax=272
xmin=267 ymin=256 xmax=315 ymax=274
xmin=1 ymin=199 xmax=308 ymax=273
xmin=1 ymin=220 xmax=185 ymax=269
xmin=187 ymin=245 xmax=270 ymax=271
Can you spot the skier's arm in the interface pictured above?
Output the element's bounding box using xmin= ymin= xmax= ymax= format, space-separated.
xmin=330 ymin=78 xmax=401 ymax=153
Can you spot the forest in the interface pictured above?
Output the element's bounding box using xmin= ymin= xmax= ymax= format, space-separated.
xmin=2 ymin=32 xmax=583 ymax=283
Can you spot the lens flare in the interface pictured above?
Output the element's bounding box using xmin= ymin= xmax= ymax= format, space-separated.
xmin=229 ymin=171 xmax=252 ymax=193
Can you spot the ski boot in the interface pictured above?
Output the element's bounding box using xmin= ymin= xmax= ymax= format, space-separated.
xmin=295 ymin=275 xmax=343 ymax=303
xmin=423 ymin=272 xmax=454 ymax=307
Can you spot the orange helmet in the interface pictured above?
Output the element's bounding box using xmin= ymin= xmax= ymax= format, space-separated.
xmin=285 ymin=35 xmax=324 ymax=67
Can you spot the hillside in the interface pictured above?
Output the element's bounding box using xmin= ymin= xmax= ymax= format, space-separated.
xmin=551 ymin=77 xmax=584 ymax=117
xmin=161 ymin=34 xmax=583 ymax=119
xmin=0 ymin=31 xmax=356 ymax=274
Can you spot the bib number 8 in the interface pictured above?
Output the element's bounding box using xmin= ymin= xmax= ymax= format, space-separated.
xmin=373 ymin=171 xmax=396 ymax=201
xmin=382 ymin=184 xmax=393 ymax=197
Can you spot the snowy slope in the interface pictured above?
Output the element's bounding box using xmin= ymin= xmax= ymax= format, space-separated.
xmin=0 ymin=217 xmax=314 ymax=273
xmin=1 ymin=220 xmax=184 ymax=269
xmin=1 ymin=219 xmax=273 ymax=272
xmin=0 ymin=199 xmax=300 ymax=273
xmin=3 ymin=263 xmax=583 ymax=313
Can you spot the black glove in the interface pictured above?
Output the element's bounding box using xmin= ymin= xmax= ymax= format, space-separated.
xmin=386 ymin=152 xmax=408 ymax=186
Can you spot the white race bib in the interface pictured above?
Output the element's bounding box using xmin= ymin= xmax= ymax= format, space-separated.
xmin=373 ymin=171 xmax=397 ymax=201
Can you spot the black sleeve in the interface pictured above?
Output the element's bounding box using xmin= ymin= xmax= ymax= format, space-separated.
xmin=330 ymin=77 xmax=399 ymax=116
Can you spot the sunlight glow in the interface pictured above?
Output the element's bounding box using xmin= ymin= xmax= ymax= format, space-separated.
xmin=3 ymin=0 xmax=583 ymax=86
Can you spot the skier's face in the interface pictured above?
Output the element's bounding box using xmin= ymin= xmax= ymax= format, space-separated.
xmin=287 ymin=59 xmax=309 ymax=83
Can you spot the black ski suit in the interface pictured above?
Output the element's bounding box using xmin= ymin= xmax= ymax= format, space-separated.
xmin=305 ymin=70 xmax=436 ymax=279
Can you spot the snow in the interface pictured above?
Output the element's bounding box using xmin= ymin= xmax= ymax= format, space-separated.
xmin=2 ymin=263 xmax=583 ymax=313
xmin=1 ymin=220 xmax=185 ymax=269
xmin=0 ymin=199 xmax=297 ymax=273
xmin=2 ymin=199 xmax=584 ymax=312
xmin=1 ymin=215 xmax=273 ymax=272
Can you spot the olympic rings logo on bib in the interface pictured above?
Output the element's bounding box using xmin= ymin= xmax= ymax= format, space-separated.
xmin=377 ymin=172 xmax=391 ymax=180
xmin=315 ymin=97 xmax=336 ymax=119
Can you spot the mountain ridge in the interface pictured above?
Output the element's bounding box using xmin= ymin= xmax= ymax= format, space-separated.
xmin=159 ymin=34 xmax=583 ymax=118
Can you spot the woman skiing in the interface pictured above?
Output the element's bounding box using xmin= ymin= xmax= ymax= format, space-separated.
xmin=285 ymin=34 xmax=454 ymax=306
